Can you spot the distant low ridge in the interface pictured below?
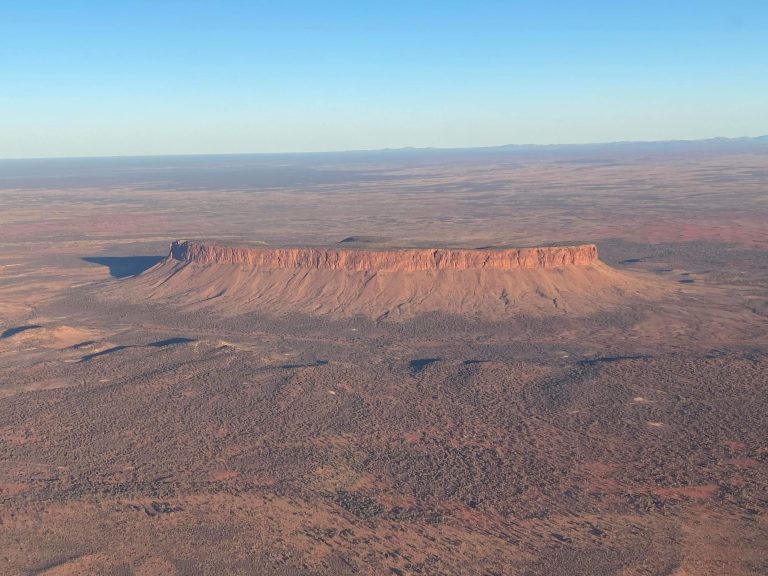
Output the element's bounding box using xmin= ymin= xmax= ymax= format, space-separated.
xmin=110 ymin=240 xmax=662 ymax=319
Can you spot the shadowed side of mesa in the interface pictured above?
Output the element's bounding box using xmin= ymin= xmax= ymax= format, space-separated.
xmin=100 ymin=240 xmax=667 ymax=319
xmin=82 ymin=256 xmax=165 ymax=278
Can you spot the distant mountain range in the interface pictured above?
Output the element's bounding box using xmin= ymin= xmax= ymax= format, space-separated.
xmin=2 ymin=135 xmax=768 ymax=164
xmin=364 ymin=135 xmax=768 ymax=158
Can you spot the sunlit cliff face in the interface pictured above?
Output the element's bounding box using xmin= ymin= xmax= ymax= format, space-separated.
xmin=169 ymin=240 xmax=599 ymax=272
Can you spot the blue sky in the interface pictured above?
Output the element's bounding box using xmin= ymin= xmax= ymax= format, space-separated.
xmin=1 ymin=1 xmax=767 ymax=158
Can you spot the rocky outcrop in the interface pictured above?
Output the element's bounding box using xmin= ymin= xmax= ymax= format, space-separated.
xmin=169 ymin=240 xmax=599 ymax=272
xmin=112 ymin=240 xmax=660 ymax=319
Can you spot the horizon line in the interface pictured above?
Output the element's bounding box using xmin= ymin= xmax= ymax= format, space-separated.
xmin=1 ymin=133 xmax=767 ymax=162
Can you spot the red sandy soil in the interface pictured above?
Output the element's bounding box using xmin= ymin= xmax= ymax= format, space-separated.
xmin=1 ymin=150 xmax=767 ymax=575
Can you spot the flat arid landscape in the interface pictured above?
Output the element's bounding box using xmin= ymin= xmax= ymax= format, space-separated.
xmin=1 ymin=141 xmax=768 ymax=575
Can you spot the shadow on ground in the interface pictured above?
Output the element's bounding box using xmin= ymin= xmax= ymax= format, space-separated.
xmin=82 ymin=256 xmax=164 ymax=278
xmin=1 ymin=325 xmax=43 ymax=339
xmin=409 ymin=358 xmax=441 ymax=373
xmin=80 ymin=345 xmax=132 ymax=362
xmin=148 ymin=338 xmax=197 ymax=347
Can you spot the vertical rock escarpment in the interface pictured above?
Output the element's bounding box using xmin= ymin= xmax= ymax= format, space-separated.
xmin=168 ymin=240 xmax=599 ymax=271
xmin=117 ymin=239 xmax=655 ymax=319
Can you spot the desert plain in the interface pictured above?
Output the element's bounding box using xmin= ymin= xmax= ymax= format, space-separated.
xmin=0 ymin=142 xmax=767 ymax=575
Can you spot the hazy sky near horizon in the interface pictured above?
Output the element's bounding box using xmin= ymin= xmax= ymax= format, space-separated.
xmin=2 ymin=1 xmax=767 ymax=158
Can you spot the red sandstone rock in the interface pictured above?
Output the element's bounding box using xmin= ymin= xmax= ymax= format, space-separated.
xmin=169 ymin=240 xmax=599 ymax=272
xmin=113 ymin=240 xmax=659 ymax=319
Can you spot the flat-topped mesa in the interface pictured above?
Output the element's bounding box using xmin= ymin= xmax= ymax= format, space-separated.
xmin=169 ymin=240 xmax=599 ymax=272
xmin=118 ymin=241 xmax=654 ymax=319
